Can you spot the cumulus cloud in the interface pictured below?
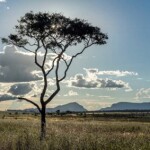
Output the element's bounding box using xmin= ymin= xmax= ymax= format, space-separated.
xmin=135 ymin=88 xmax=150 ymax=100
xmin=0 ymin=45 xmax=43 ymax=82
xmin=31 ymin=80 xmax=54 ymax=97
xmin=3 ymin=78 xmax=55 ymax=99
xmin=8 ymin=83 xmax=33 ymax=95
xmin=0 ymin=81 xmax=41 ymax=99
xmin=0 ymin=83 xmax=11 ymax=94
xmin=0 ymin=94 xmax=16 ymax=101
xmin=64 ymin=90 xmax=78 ymax=96
xmin=0 ymin=45 xmax=72 ymax=83
xmin=45 ymin=52 xmax=71 ymax=71
xmin=66 ymin=68 xmax=132 ymax=91
xmin=68 ymin=73 xmax=131 ymax=90
xmin=84 ymin=68 xmax=138 ymax=77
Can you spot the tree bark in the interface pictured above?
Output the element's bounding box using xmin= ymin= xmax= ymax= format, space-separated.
xmin=40 ymin=105 xmax=46 ymax=140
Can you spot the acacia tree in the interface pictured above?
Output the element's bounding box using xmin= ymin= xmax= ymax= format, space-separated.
xmin=2 ymin=12 xmax=108 ymax=139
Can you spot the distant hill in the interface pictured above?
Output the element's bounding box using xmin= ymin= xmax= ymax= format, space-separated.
xmin=46 ymin=102 xmax=87 ymax=112
xmin=101 ymin=102 xmax=150 ymax=111
xmin=24 ymin=102 xmax=87 ymax=113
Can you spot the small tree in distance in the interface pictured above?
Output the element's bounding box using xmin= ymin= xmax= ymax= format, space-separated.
xmin=2 ymin=11 xmax=108 ymax=139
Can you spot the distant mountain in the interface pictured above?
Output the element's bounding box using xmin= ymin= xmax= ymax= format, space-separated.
xmin=101 ymin=102 xmax=150 ymax=111
xmin=47 ymin=102 xmax=87 ymax=112
xmin=24 ymin=102 xmax=87 ymax=113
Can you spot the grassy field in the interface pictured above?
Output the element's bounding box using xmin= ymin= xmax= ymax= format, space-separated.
xmin=0 ymin=113 xmax=150 ymax=150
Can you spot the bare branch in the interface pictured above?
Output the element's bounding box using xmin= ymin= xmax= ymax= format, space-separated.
xmin=18 ymin=97 xmax=41 ymax=113
xmin=41 ymin=40 xmax=48 ymax=67
xmin=5 ymin=40 xmax=36 ymax=54
xmin=45 ymin=42 xmax=94 ymax=104
xmin=45 ymin=53 xmax=61 ymax=105
xmin=34 ymin=40 xmax=42 ymax=69
xmin=27 ymin=41 xmax=38 ymax=47
xmin=46 ymin=56 xmax=58 ymax=76
xmin=45 ymin=87 xmax=60 ymax=105
xmin=49 ymin=35 xmax=64 ymax=50
xmin=19 ymin=45 xmax=35 ymax=54
xmin=61 ymin=55 xmax=68 ymax=67
xmin=59 ymin=42 xmax=95 ymax=82
xmin=46 ymin=53 xmax=68 ymax=76
xmin=45 ymin=43 xmax=68 ymax=76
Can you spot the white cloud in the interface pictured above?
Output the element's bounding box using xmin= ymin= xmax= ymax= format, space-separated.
xmin=45 ymin=52 xmax=71 ymax=70
xmin=0 ymin=83 xmax=11 ymax=94
xmin=0 ymin=0 xmax=6 ymax=2
xmin=0 ymin=81 xmax=41 ymax=99
xmin=84 ymin=68 xmax=138 ymax=77
xmin=0 ymin=94 xmax=16 ymax=101
xmin=65 ymin=68 xmax=134 ymax=91
xmin=0 ymin=45 xmax=43 ymax=82
xmin=67 ymin=73 xmax=131 ymax=91
xmin=22 ymin=79 xmax=55 ymax=98
xmin=98 ymin=70 xmax=138 ymax=77
xmin=64 ymin=90 xmax=78 ymax=96
xmin=135 ymin=88 xmax=150 ymax=100
xmin=8 ymin=83 xmax=33 ymax=96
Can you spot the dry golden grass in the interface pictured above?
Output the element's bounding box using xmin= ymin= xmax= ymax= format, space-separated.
xmin=0 ymin=116 xmax=150 ymax=150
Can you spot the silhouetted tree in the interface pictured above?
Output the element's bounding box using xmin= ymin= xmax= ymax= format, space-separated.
xmin=2 ymin=12 xmax=108 ymax=139
xmin=56 ymin=109 xmax=60 ymax=115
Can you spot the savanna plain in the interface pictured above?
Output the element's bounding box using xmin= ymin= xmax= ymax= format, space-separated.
xmin=0 ymin=112 xmax=150 ymax=150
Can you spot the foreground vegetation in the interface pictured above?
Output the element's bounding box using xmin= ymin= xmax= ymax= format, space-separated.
xmin=0 ymin=113 xmax=150 ymax=150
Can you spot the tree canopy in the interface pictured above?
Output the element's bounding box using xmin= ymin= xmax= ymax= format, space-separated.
xmin=2 ymin=12 xmax=107 ymax=49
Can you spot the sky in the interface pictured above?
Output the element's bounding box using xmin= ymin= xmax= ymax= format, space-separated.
xmin=0 ymin=0 xmax=150 ymax=111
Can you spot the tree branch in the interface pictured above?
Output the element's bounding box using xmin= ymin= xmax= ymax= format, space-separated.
xmin=18 ymin=97 xmax=41 ymax=113
xmin=40 ymin=68 xmax=47 ymax=105
xmin=45 ymin=86 xmax=60 ymax=105
xmin=45 ymin=53 xmax=62 ymax=105
xmin=34 ymin=40 xmax=42 ymax=69
xmin=19 ymin=45 xmax=35 ymax=54
xmin=45 ymin=43 xmax=68 ymax=76
xmin=59 ymin=42 xmax=95 ymax=82
xmin=45 ymin=42 xmax=93 ymax=104
xmin=41 ymin=40 xmax=48 ymax=67
xmin=46 ymin=56 xmax=58 ymax=76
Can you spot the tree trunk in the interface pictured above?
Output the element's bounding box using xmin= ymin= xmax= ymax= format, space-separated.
xmin=40 ymin=105 xmax=46 ymax=140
